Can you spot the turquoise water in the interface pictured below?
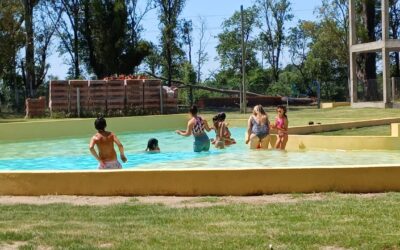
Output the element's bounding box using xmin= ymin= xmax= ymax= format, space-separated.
xmin=1 ymin=127 xmax=400 ymax=171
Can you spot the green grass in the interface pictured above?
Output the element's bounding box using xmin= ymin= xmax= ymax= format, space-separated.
xmin=201 ymin=107 xmax=400 ymax=127
xmin=1 ymin=193 xmax=400 ymax=249
xmin=314 ymin=125 xmax=391 ymax=136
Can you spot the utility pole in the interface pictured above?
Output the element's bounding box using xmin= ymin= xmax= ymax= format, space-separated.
xmin=240 ymin=5 xmax=247 ymax=113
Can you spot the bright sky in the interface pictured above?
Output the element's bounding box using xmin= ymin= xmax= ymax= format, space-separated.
xmin=46 ymin=0 xmax=322 ymax=80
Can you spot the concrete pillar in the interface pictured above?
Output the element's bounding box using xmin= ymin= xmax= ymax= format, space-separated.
xmin=349 ymin=0 xmax=357 ymax=103
xmin=391 ymin=123 xmax=400 ymax=137
xmin=382 ymin=0 xmax=390 ymax=105
xmin=383 ymin=48 xmax=391 ymax=104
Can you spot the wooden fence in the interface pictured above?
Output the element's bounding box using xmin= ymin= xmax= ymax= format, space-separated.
xmin=49 ymin=79 xmax=178 ymax=116
xmin=25 ymin=96 xmax=47 ymax=118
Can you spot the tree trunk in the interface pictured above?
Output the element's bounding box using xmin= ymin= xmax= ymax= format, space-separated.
xmin=23 ymin=0 xmax=36 ymax=97
xmin=73 ymin=4 xmax=80 ymax=78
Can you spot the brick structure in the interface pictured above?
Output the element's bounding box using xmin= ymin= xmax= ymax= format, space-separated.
xmin=107 ymin=80 xmax=125 ymax=111
xmin=25 ymin=96 xmax=46 ymax=118
xmin=49 ymin=81 xmax=69 ymax=112
xmin=49 ymin=79 xmax=178 ymax=116
xmin=88 ymin=80 xmax=107 ymax=113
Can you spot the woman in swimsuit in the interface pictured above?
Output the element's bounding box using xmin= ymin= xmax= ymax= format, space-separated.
xmin=176 ymin=105 xmax=212 ymax=152
xmin=271 ymin=105 xmax=288 ymax=150
xmin=245 ymin=105 xmax=270 ymax=149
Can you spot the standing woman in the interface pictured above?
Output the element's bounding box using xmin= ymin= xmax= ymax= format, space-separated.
xmin=176 ymin=105 xmax=212 ymax=152
xmin=245 ymin=105 xmax=270 ymax=149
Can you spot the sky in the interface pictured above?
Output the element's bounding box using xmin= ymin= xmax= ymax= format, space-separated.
xmin=46 ymin=0 xmax=322 ymax=80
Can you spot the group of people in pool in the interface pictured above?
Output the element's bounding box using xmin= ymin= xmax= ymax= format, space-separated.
xmin=89 ymin=104 xmax=288 ymax=169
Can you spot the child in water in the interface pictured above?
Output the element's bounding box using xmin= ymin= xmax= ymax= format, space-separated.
xmin=212 ymin=112 xmax=236 ymax=149
xmin=271 ymin=105 xmax=289 ymax=150
xmin=89 ymin=116 xmax=127 ymax=169
xmin=146 ymin=138 xmax=160 ymax=152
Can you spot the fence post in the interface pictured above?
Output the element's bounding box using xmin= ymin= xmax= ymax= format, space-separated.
xmin=77 ymin=87 xmax=80 ymax=118
xmin=142 ymin=79 xmax=145 ymax=111
xmin=160 ymin=84 xmax=164 ymax=114
xmin=392 ymin=77 xmax=395 ymax=102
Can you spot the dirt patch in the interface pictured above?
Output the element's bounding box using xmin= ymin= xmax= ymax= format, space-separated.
xmin=0 ymin=193 xmax=389 ymax=208
xmin=321 ymin=246 xmax=350 ymax=250
xmin=0 ymin=195 xmax=131 ymax=206
xmin=0 ymin=241 xmax=26 ymax=250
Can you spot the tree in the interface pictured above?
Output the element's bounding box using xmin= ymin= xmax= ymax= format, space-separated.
xmin=0 ymin=0 xmax=24 ymax=108
xmin=155 ymin=0 xmax=186 ymax=86
xmin=34 ymin=1 xmax=62 ymax=89
xmin=180 ymin=19 xmax=193 ymax=64
xmin=48 ymin=0 xmax=83 ymax=79
xmin=257 ymin=0 xmax=293 ymax=82
xmin=389 ymin=0 xmax=400 ymax=77
xmin=144 ymin=42 xmax=163 ymax=75
xmin=20 ymin=0 xmax=39 ymax=97
xmin=287 ymin=21 xmax=314 ymax=90
xmin=126 ymin=0 xmax=156 ymax=48
xmin=81 ymin=0 xmax=150 ymax=78
xmin=216 ymin=6 xmax=259 ymax=77
xmin=195 ymin=17 xmax=208 ymax=83
xmin=360 ymin=0 xmax=378 ymax=101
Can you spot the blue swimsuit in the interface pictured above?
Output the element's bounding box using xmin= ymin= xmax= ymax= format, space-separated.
xmin=251 ymin=116 xmax=269 ymax=139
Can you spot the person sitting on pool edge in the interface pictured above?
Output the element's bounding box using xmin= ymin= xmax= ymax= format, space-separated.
xmin=176 ymin=105 xmax=212 ymax=152
xmin=145 ymin=138 xmax=160 ymax=153
xmin=245 ymin=104 xmax=270 ymax=149
xmin=89 ymin=116 xmax=127 ymax=169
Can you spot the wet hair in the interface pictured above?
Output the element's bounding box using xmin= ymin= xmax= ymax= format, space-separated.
xmin=212 ymin=112 xmax=226 ymax=126
xmin=213 ymin=112 xmax=226 ymax=122
xmin=94 ymin=116 xmax=106 ymax=131
xmin=277 ymin=105 xmax=287 ymax=118
xmin=146 ymin=138 xmax=159 ymax=151
xmin=253 ymin=105 xmax=266 ymax=116
xmin=189 ymin=105 xmax=198 ymax=116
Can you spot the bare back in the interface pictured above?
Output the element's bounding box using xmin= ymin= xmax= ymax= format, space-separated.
xmin=92 ymin=131 xmax=117 ymax=162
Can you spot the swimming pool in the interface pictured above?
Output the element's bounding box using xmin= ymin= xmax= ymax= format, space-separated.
xmin=1 ymin=127 xmax=400 ymax=171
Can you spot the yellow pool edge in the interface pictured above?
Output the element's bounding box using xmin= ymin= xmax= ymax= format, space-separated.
xmin=1 ymin=165 xmax=400 ymax=195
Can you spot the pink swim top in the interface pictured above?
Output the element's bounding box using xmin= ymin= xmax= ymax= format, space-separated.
xmin=275 ymin=117 xmax=285 ymax=129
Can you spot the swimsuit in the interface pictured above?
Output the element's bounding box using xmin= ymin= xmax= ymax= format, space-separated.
xmin=99 ymin=160 xmax=122 ymax=169
xmin=251 ymin=116 xmax=269 ymax=139
xmin=192 ymin=116 xmax=210 ymax=152
xmin=275 ymin=117 xmax=288 ymax=136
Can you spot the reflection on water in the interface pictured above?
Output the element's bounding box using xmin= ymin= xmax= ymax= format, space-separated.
xmin=0 ymin=127 xmax=399 ymax=171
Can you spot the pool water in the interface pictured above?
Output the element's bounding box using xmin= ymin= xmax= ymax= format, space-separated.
xmin=1 ymin=127 xmax=399 ymax=171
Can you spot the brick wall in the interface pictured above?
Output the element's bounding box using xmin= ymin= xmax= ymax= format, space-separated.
xmin=26 ymin=96 xmax=46 ymax=118
xmin=49 ymin=79 xmax=178 ymax=116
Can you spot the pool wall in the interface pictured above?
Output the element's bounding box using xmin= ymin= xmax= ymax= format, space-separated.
xmin=1 ymin=165 xmax=400 ymax=195
xmin=282 ymin=123 xmax=400 ymax=150
xmin=0 ymin=115 xmax=187 ymax=142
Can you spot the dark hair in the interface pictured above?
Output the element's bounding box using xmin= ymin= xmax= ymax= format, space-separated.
xmin=213 ymin=112 xmax=226 ymax=124
xmin=189 ymin=105 xmax=198 ymax=116
xmin=94 ymin=116 xmax=107 ymax=131
xmin=277 ymin=105 xmax=287 ymax=118
xmin=146 ymin=138 xmax=159 ymax=151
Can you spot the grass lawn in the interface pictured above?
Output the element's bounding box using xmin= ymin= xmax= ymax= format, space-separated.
xmin=314 ymin=125 xmax=391 ymax=136
xmin=1 ymin=193 xmax=400 ymax=249
xmin=201 ymin=107 xmax=400 ymax=127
